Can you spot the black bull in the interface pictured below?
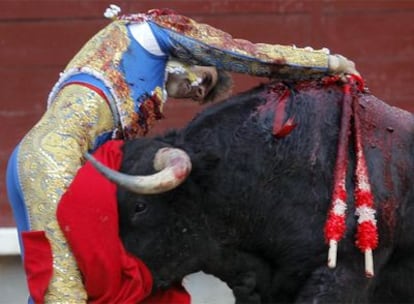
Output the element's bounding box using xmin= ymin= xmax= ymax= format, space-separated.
xmin=89 ymin=78 xmax=414 ymax=303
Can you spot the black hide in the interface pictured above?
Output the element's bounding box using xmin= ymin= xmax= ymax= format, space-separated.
xmin=117 ymin=79 xmax=414 ymax=303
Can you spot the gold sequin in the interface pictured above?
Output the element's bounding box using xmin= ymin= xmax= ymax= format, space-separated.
xmin=18 ymin=85 xmax=114 ymax=303
xmin=65 ymin=21 xmax=136 ymax=139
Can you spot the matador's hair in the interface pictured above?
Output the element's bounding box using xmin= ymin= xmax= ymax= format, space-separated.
xmin=202 ymin=69 xmax=233 ymax=103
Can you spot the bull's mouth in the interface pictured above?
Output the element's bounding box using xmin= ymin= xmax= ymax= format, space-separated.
xmin=121 ymin=234 xmax=197 ymax=286
xmin=150 ymin=260 xmax=197 ymax=291
xmin=144 ymin=244 xmax=204 ymax=290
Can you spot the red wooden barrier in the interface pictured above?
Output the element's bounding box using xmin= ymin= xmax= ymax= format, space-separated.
xmin=1 ymin=0 xmax=414 ymax=226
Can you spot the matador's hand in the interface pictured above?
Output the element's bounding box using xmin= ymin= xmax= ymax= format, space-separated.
xmin=328 ymin=54 xmax=360 ymax=77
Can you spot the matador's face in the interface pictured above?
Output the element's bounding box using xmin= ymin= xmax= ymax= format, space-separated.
xmin=165 ymin=65 xmax=218 ymax=102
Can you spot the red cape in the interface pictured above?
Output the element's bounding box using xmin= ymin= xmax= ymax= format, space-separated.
xmin=54 ymin=140 xmax=190 ymax=303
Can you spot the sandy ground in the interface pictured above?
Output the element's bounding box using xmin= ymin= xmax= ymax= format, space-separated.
xmin=0 ymin=255 xmax=29 ymax=304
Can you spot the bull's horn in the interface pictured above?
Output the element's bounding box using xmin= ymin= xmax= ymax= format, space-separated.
xmin=85 ymin=147 xmax=192 ymax=194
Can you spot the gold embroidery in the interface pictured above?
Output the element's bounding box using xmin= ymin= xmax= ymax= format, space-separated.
xmin=18 ymin=85 xmax=114 ymax=303
xmin=152 ymin=13 xmax=329 ymax=78
xmin=65 ymin=21 xmax=137 ymax=139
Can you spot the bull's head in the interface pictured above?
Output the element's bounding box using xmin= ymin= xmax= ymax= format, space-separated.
xmin=85 ymin=143 xmax=215 ymax=289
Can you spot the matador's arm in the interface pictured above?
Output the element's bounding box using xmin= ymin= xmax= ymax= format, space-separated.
xmin=120 ymin=8 xmax=358 ymax=80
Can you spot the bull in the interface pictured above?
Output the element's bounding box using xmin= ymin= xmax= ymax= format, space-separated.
xmin=87 ymin=76 xmax=414 ymax=303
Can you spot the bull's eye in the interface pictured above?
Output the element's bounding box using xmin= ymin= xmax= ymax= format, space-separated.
xmin=134 ymin=202 xmax=147 ymax=214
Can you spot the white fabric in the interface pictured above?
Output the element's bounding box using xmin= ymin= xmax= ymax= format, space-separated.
xmin=129 ymin=22 xmax=165 ymax=56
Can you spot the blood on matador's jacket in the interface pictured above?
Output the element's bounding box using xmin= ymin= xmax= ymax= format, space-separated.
xmin=6 ymin=7 xmax=335 ymax=303
xmin=80 ymin=75 xmax=414 ymax=303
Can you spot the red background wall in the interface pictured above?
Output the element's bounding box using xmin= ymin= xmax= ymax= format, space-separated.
xmin=1 ymin=0 xmax=414 ymax=227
